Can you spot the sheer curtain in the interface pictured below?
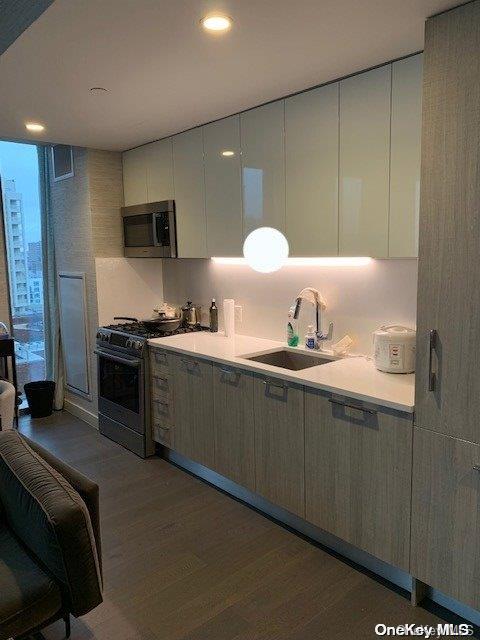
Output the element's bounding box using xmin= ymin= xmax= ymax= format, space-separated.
xmin=37 ymin=146 xmax=64 ymax=410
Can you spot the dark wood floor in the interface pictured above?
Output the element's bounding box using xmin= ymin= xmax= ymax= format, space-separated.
xmin=17 ymin=411 xmax=471 ymax=640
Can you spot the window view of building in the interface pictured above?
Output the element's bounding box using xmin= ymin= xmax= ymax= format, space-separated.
xmin=0 ymin=142 xmax=45 ymax=398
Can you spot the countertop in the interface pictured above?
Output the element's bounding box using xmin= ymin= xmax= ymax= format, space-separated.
xmin=148 ymin=332 xmax=415 ymax=413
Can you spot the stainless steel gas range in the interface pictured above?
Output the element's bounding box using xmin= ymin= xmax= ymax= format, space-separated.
xmin=95 ymin=319 xmax=204 ymax=458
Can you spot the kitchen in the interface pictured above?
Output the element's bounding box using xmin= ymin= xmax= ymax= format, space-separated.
xmin=0 ymin=1 xmax=479 ymax=639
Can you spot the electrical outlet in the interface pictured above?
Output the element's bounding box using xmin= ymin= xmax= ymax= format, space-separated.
xmin=235 ymin=305 xmax=243 ymax=323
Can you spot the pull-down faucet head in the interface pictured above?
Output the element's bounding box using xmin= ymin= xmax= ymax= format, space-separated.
xmin=292 ymin=287 xmax=333 ymax=348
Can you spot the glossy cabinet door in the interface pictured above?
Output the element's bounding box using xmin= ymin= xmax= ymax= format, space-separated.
xmin=171 ymin=353 xmax=214 ymax=467
xmin=145 ymin=137 xmax=174 ymax=202
xmin=203 ymin=116 xmax=243 ymax=256
xmin=285 ymin=83 xmax=339 ymax=256
xmin=389 ymin=54 xmax=423 ymax=257
xmin=339 ymin=65 xmax=391 ymax=257
xmin=305 ymin=390 xmax=412 ymax=570
xmin=122 ymin=146 xmax=148 ymax=206
xmin=213 ymin=364 xmax=255 ymax=490
xmin=254 ymin=376 xmax=304 ymax=517
xmin=172 ymin=128 xmax=207 ymax=257
xmin=411 ymin=427 xmax=480 ymax=609
xmin=240 ymin=102 xmax=286 ymax=237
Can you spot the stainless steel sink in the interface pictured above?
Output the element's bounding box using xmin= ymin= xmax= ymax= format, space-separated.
xmin=244 ymin=349 xmax=332 ymax=371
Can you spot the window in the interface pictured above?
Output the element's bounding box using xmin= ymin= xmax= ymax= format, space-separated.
xmin=0 ymin=142 xmax=46 ymax=401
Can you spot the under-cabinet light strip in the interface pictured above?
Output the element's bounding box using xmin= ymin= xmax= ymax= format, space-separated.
xmin=211 ymin=257 xmax=372 ymax=267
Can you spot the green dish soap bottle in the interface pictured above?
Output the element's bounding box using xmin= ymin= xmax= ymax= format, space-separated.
xmin=286 ymin=306 xmax=299 ymax=347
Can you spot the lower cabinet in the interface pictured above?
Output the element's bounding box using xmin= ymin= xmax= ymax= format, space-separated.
xmin=170 ymin=353 xmax=214 ymax=467
xmin=411 ymin=427 xmax=480 ymax=610
xmin=305 ymin=389 xmax=412 ymax=570
xmin=254 ymin=376 xmax=305 ymax=517
xmin=212 ymin=364 xmax=255 ymax=491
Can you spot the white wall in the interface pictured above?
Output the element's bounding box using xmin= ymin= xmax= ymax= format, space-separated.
xmin=162 ymin=258 xmax=418 ymax=355
xmin=96 ymin=257 xmax=164 ymax=325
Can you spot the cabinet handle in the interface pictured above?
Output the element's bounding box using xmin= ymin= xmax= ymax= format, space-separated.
xmin=473 ymin=465 xmax=480 ymax=472
xmin=328 ymin=398 xmax=375 ymax=415
xmin=262 ymin=378 xmax=287 ymax=390
xmin=428 ymin=329 xmax=437 ymax=392
xmin=181 ymin=358 xmax=198 ymax=371
xmin=154 ymin=399 xmax=169 ymax=407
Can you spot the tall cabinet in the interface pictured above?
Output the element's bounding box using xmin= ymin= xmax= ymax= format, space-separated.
xmin=411 ymin=1 xmax=480 ymax=610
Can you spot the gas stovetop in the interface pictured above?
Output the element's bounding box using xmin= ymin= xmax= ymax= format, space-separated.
xmin=96 ymin=322 xmax=206 ymax=355
xmin=102 ymin=322 xmax=205 ymax=339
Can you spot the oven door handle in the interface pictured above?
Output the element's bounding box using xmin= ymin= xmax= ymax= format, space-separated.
xmin=94 ymin=349 xmax=142 ymax=368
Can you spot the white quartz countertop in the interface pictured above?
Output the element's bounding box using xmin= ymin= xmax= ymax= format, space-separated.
xmin=148 ymin=332 xmax=415 ymax=413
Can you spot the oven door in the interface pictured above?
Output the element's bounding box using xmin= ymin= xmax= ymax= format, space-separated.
xmin=95 ymin=348 xmax=144 ymax=433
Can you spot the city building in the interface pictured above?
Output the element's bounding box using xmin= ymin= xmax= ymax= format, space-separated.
xmin=1 ymin=179 xmax=28 ymax=315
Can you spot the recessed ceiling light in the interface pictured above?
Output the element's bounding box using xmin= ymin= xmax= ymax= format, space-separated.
xmin=25 ymin=122 xmax=45 ymax=132
xmin=221 ymin=150 xmax=235 ymax=157
xmin=201 ymin=14 xmax=232 ymax=32
xmin=90 ymin=87 xmax=109 ymax=94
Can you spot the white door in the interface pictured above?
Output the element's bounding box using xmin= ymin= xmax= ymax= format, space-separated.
xmin=204 ymin=116 xmax=243 ymax=256
xmin=389 ymin=54 xmax=423 ymax=257
xmin=172 ymin=128 xmax=207 ymax=258
xmin=145 ymin=138 xmax=174 ymax=202
xmin=285 ymin=83 xmax=339 ymax=256
xmin=241 ymin=102 xmax=286 ymax=238
xmin=122 ymin=146 xmax=148 ymax=206
xmin=339 ymin=65 xmax=391 ymax=257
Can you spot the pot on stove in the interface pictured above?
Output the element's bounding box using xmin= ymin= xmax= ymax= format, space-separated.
xmin=181 ymin=301 xmax=202 ymax=327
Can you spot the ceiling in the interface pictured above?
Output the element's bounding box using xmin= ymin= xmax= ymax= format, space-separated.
xmin=0 ymin=0 xmax=460 ymax=151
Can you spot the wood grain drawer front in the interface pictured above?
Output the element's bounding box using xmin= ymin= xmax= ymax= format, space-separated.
xmin=411 ymin=427 xmax=480 ymax=609
xmin=305 ymin=390 xmax=412 ymax=571
xmin=151 ymin=373 xmax=173 ymax=400
xmin=171 ymin=354 xmax=214 ymax=468
xmin=254 ymin=376 xmax=305 ymax=517
xmin=213 ymin=364 xmax=255 ymax=491
xmin=151 ymin=349 xmax=172 ymax=374
xmin=152 ymin=397 xmax=174 ymax=428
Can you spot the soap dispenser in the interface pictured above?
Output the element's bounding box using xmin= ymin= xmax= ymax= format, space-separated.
xmin=305 ymin=325 xmax=317 ymax=350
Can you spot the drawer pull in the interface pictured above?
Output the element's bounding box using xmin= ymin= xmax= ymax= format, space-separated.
xmin=153 ymin=375 xmax=168 ymax=383
xmin=328 ymin=398 xmax=375 ymax=415
xmin=262 ymin=378 xmax=287 ymax=390
xmin=181 ymin=358 xmax=198 ymax=369
xmin=473 ymin=465 xmax=480 ymax=472
xmin=154 ymin=399 xmax=169 ymax=407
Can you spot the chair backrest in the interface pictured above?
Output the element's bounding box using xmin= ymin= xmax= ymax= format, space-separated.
xmin=0 ymin=431 xmax=102 ymax=616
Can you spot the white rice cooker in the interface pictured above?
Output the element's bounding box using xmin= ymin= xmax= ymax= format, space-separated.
xmin=373 ymin=325 xmax=416 ymax=373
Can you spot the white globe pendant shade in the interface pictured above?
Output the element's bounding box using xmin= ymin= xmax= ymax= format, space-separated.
xmin=243 ymin=227 xmax=289 ymax=273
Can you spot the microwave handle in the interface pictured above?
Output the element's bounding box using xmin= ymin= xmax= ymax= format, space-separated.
xmin=153 ymin=212 xmax=163 ymax=247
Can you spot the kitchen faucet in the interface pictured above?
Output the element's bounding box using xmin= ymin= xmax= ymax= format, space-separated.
xmin=293 ymin=287 xmax=333 ymax=349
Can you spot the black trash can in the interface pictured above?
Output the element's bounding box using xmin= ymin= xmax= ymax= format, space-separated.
xmin=24 ymin=381 xmax=56 ymax=418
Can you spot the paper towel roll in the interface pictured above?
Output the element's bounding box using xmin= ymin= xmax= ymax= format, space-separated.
xmin=223 ymin=299 xmax=235 ymax=338
xmin=0 ymin=380 xmax=16 ymax=430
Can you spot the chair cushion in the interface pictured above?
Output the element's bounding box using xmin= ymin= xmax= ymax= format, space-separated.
xmin=0 ymin=431 xmax=102 ymax=617
xmin=0 ymin=525 xmax=62 ymax=640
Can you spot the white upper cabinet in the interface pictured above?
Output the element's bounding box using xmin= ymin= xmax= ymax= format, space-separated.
xmin=203 ymin=116 xmax=243 ymax=256
xmin=145 ymin=137 xmax=174 ymax=202
xmin=240 ymin=102 xmax=286 ymax=237
xmin=285 ymin=83 xmax=339 ymax=256
xmin=122 ymin=146 xmax=148 ymax=206
xmin=389 ymin=54 xmax=423 ymax=257
xmin=172 ymin=128 xmax=207 ymax=258
xmin=339 ymin=65 xmax=391 ymax=257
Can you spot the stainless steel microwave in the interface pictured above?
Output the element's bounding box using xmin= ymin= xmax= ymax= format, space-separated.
xmin=122 ymin=200 xmax=177 ymax=258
